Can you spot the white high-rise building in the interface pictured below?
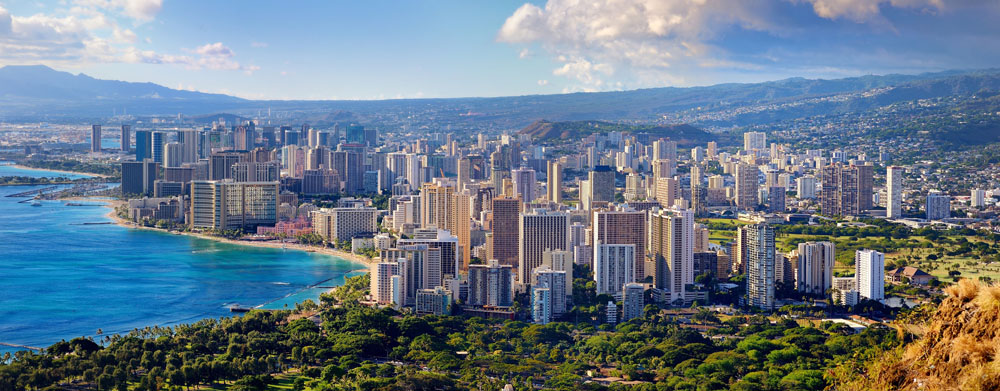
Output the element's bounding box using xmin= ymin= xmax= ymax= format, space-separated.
xmin=518 ymin=209 xmax=570 ymax=283
xmin=648 ymin=208 xmax=694 ymax=303
xmin=534 ymin=267 xmax=567 ymax=317
xmin=926 ymin=191 xmax=950 ymax=220
xmin=855 ymin=249 xmax=884 ymax=303
xmin=744 ymin=224 xmax=776 ymax=310
xmin=796 ymin=176 xmax=817 ymax=199
xmin=971 ymin=189 xmax=986 ymax=208
xmin=743 ymin=131 xmax=766 ymax=152
xmin=531 ymin=286 xmax=552 ymax=324
xmin=886 ymin=166 xmax=903 ymax=218
xmin=621 ymin=283 xmax=645 ymax=322
xmin=796 ymin=242 xmax=835 ymax=297
xmin=593 ymin=242 xmax=636 ymax=296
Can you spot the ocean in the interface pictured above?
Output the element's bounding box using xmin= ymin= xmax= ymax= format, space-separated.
xmin=0 ymin=166 xmax=366 ymax=355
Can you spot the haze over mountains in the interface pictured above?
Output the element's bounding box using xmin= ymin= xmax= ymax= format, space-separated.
xmin=2 ymin=65 xmax=999 ymax=135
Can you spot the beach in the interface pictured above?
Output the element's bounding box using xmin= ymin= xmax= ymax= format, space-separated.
xmin=9 ymin=164 xmax=109 ymax=178
xmin=77 ymin=196 xmax=377 ymax=271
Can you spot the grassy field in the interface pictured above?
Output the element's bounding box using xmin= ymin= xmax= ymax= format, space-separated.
xmin=701 ymin=218 xmax=1000 ymax=284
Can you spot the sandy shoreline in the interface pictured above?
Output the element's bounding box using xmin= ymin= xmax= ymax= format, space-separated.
xmin=64 ymin=196 xmax=377 ymax=274
xmin=9 ymin=164 xmax=108 ymax=178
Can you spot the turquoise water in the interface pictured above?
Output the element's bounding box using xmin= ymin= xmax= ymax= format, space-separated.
xmin=0 ymin=183 xmax=365 ymax=355
xmin=0 ymin=162 xmax=92 ymax=180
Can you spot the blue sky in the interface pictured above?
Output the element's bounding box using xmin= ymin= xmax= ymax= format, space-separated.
xmin=0 ymin=0 xmax=998 ymax=100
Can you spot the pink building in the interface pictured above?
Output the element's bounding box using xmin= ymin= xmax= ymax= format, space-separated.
xmin=257 ymin=216 xmax=313 ymax=236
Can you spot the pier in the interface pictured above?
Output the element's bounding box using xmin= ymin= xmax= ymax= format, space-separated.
xmin=0 ymin=342 xmax=43 ymax=351
xmin=5 ymin=186 xmax=57 ymax=198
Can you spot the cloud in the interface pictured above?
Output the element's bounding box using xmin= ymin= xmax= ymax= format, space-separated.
xmin=537 ymin=79 xmax=548 ymax=86
xmin=195 ymin=42 xmax=234 ymax=57
xmin=77 ymin=0 xmax=163 ymax=22
xmin=251 ymin=41 xmax=268 ymax=48
xmin=800 ymin=0 xmax=944 ymax=22
xmin=498 ymin=0 xmax=991 ymax=91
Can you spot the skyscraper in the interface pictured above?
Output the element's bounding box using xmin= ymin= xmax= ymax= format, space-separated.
xmin=547 ymin=161 xmax=562 ymax=204
xmin=151 ymin=131 xmax=166 ymax=164
xmin=621 ymin=282 xmax=645 ymax=322
xmin=593 ymin=242 xmax=636 ymax=296
xmin=312 ymin=207 xmax=379 ymax=242
xmin=744 ymin=224 xmax=776 ymax=310
xmin=796 ymin=241 xmax=835 ymax=297
xmin=209 ymin=151 xmax=244 ymax=180
xmin=886 ymin=166 xmax=903 ymax=218
xmin=190 ymin=180 xmax=279 ymax=230
xmin=489 ymin=197 xmax=522 ymax=268
xmin=511 ymin=167 xmax=537 ymax=203
xmin=855 ymin=249 xmax=884 ymax=303
xmin=467 ymin=259 xmax=513 ymax=307
xmin=820 ymin=163 xmax=873 ymax=216
xmin=768 ymin=186 xmax=785 ymax=213
xmin=743 ymin=131 xmax=766 ymax=152
xmin=120 ymin=125 xmax=131 ymax=152
xmin=121 ymin=161 xmax=158 ymax=196
xmin=135 ymin=130 xmax=152 ymax=162
xmin=593 ymin=207 xmax=648 ymax=281
xmin=90 ymin=125 xmax=102 ymax=153
xmin=926 ymin=191 xmax=950 ymax=220
xmin=518 ymin=209 xmax=570 ymax=283
xmin=735 ymin=162 xmax=759 ymax=210
xmin=796 ymin=176 xmax=817 ymax=199
xmin=587 ymin=165 xmax=615 ymax=204
xmin=648 ymin=208 xmax=694 ymax=303
xmin=533 ymin=267 xmax=566 ymax=317
xmin=655 ymin=177 xmax=679 ymax=209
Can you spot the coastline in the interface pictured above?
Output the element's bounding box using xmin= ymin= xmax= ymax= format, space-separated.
xmin=9 ymin=163 xmax=108 ymax=178
xmin=64 ymin=196 xmax=377 ymax=274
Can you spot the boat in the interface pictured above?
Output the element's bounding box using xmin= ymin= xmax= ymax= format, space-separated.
xmin=30 ymin=200 xmax=41 ymax=207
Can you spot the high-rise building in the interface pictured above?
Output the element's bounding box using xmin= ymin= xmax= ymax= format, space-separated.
xmin=796 ymin=176 xmax=817 ymax=199
xmin=467 ymin=259 xmax=513 ymax=307
xmin=164 ymin=142 xmax=183 ymax=168
xmin=796 ymin=241 xmax=835 ymax=297
xmin=518 ymin=209 xmax=570 ymax=283
xmin=190 ymin=180 xmax=279 ymax=230
xmin=120 ymin=125 xmax=131 ymax=152
xmin=593 ymin=207 xmax=648 ymax=281
xmin=971 ymin=189 xmax=987 ymax=208
xmin=653 ymin=139 xmax=677 ymax=161
xmin=648 ymin=208 xmax=694 ymax=302
xmin=735 ymin=162 xmax=759 ymax=210
xmin=743 ymin=131 xmax=766 ymax=152
xmin=531 ymin=286 xmax=552 ymax=324
xmin=886 ymin=166 xmax=903 ymax=218
xmin=855 ymin=249 xmax=884 ymax=303
xmin=121 ymin=161 xmax=159 ymax=196
xmin=693 ymin=251 xmax=718 ymax=278
xmin=91 ymin=125 xmax=102 ymax=153
xmin=135 ymin=130 xmax=152 ymax=162
xmin=399 ymin=228 xmax=460 ymax=282
xmin=691 ymin=165 xmax=706 ymax=217
xmin=312 ymin=207 xmax=379 ymax=242
xmin=372 ymin=261 xmax=402 ymax=305
xmin=743 ymin=224 xmax=776 ymax=310
xmin=511 ymin=167 xmax=537 ymax=203
xmin=621 ymin=282 xmax=645 ymax=322
xmin=489 ymin=197 xmax=522 ymax=268
xmin=419 ymin=181 xmax=455 ymax=230
xmin=333 ymin=150 xmax=364 ymax=195
xmin=820 ymin=163 xmax=873 ymax=216
xmin=926 ymin=191 xmax=950 ymax=220
xmin=534 ymin=267 xmax=567 ymax=318
xmin=151 ymin=131 xmax=167 ymax=164
xmin=655 ymin=177 xmax=680 ymax=209
xmin=380 ymin=245 xmax=442 ymax=306
xmin=593 ymin=242 xmax=636 ymax=296
xmin=415 ymin=287 xmax=452 ymax=315
xmin=586 ymin=165 xmax=615 ymax=206
xmin=450 ymin=192 xmax=473 ymax=272
xmin=541 ymin=249 xmax=573 ymax=296
xmin=209 ymin=151 xmax=245 ymax=181
xmin=547 ymin=161 xmax=562 ymax=203
xmin=302 ymin=169 xmax=340 ymax=195
xmin=768 ymin=186 xmax=785 ymax=213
